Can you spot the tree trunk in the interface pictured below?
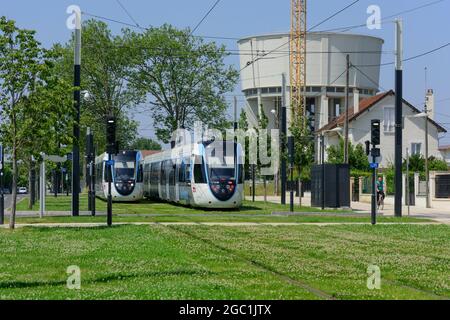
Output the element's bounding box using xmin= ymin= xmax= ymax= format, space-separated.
xmin=28 ymin=158 xmax=34 ymax=209
xmin=9 ymin=144 xmax=17 ymax=230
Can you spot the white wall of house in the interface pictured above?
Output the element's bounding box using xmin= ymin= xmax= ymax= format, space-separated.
xmin=439 ymin=148 xmax=450 ymax=165
xmin=324 ymin=95 xmax=443 ymax=168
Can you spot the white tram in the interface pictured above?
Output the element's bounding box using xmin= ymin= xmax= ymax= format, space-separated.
xmin=142 ymin=140 xmax=244 ymax=209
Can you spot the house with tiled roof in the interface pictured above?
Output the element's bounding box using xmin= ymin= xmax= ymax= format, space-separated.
xmin=317 ymin=90 xmax=447 ymax=168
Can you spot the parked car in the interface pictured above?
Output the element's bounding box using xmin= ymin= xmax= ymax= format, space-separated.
xmin=17 ymin=187 xmax=28 ymax=194
xmin=1 ymin=188 xmax=10 ymax=194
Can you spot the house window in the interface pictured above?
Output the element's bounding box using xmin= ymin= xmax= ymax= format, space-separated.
xmin=411 ymin=143 xmax=422 ymax=156
xmin=384 ymin=107 xmax=395 ymax=132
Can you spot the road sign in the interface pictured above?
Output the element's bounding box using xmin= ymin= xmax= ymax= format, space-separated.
xmin=370 ymin=163 xmax=379 ymax=169
xmin=368 ymin=154 xmax=382 ymax=165
xmin=44 ymin=155 xmax=67 ymax=163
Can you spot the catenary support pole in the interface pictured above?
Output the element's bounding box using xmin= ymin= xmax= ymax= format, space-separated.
xmin=0 ymin=145 xmax=4 ymax=225
xmin=72 ymin=9 xmax=81 ymax=217
xmin=281 ymin=73 xmax=287 ymax=205
xmin=321 ymin=134 xmax=325 ymax=211
xmin=344 ymin=54 xmax=350 ymax=164
xmin=289 ymin=136 xmax=295 ymax=212
xmin=394 ymin=19 xmax=403 ymax=218
xmin=406 ymin=147 xmax=410 ymax=216
xmin=424 ymin=102 xmax=431 ymax=208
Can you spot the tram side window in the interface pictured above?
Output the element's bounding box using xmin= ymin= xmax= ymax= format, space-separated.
xmin=238 ymin=164 xmax=244 ymax=184
xmin=194 ymin=156 xmax=206 ymax=184
xmin=169 ymin=161 xmax=176 ymax=186
xmin=150 ymin=163 xmax=159 ymax=185
xmin=161 ymin=161 xmax=166 ymax=184
xmin=137 ymin=164 xmax=144 ymax=183
xmin=185 ymin=164 xmax=191 ymax=182
xmin=178 ymin=162 xmax=185 ymax=183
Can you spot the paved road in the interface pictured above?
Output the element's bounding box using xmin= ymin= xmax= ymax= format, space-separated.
xmin=2 ymin=194 xmax=26 ymax=210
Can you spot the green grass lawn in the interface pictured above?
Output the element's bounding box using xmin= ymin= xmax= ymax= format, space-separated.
xmin=15 ymin=194 xmax=346 ymax=215
xmin=0 ymin=224 xmax=448 ymax=300
xmin=10 ymin=194 xmax=428 ymax=224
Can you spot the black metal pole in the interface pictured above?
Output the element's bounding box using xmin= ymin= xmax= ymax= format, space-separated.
xmin=234 ymin=96 xmax=238 ymax=188
xmin=321 ymin=135 xmax=325 ymax=211
xmin=30 ymin=163 xmax=36 ymax=206
xmin=72 ymin=22 xmax=81 ymax=217
xmin=288 ymin=136 xmax=295 ymax=212
xmin=91 ymin=146 xmax=96 ymax=217
xmin=107 ymin=153 xmax=112 ymax=227
xmin=394 ymin=19 xmax=403 ymax=218
xmin=371 ymin=147 xmax=377 ymax=225
xmin=252 ymin=164 xmax=256 ymax=202
xmin=86 ymin=128 xmax=93 ymax=211
xmin=0 ymin=145 xmax=4 ymax=225
xmin=281 ymin=74 xmax=287 ymax=205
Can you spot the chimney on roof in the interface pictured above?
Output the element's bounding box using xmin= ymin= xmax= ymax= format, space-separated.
xmin=353 ymin=89 xmax=360 ymax=114
xmin=426 ymin=89 xmax=435 ymax=120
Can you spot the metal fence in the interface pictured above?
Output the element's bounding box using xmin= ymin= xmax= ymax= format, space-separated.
xmin=435 ymin=175 xmax=450 ymax=199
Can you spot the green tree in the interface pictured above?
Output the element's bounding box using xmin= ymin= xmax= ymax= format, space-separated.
xmin=429 ymin=157 xmax=449 ymax=171
xmin=327 ymin=138 xmax=370 ymax=171
xmin=0 ymin=17 xmax=72 ymax=228
xmin=290 ymin=123 xmax=315 ymax=182
xmin=403 ymin=154 xmax=448 ymax=172
xmin=130 ymin=137 xmax=162 ymax=151
xmin=125 ymin=24 xmax=239 ymax=143
xmin=55 ymin=20 xmax=143 ymax=152
xmin=19 ymin=55 xmax=73 ymax=208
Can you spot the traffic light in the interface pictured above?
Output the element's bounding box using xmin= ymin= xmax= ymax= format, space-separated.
xmin=371 ymin=120 xmax=381 ymax=146
xmin=106 ymin=115 xmax=117 ymax=154
xmin=365 ymin=141 xmax=371 ymax=156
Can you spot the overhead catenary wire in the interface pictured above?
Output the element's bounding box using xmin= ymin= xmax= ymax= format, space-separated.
xmin=319 ymin=0 xmax=447 ymax=33
xmin=308 ymin=0 xmax=361 ymax=31
xmin=81 ymin=0 xmax=448 ymax=45
xmin=351 ymin=64 xmax=388 ymax=92
xmin=190 ymin=0 xmax=222 ymax=35
xmin=81 ymin=11 xmax=240 ymax=41
xmin=115 ymin=0 xmax=141 ymax=28
xmin=355 ymin=42 xmax=450 ymax=68
xmin=240 ymin=0 xmax=363 ymax=72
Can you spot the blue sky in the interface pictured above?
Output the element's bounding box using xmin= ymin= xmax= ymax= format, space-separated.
xmin=2 ymin=0 xmax=450 ymax=143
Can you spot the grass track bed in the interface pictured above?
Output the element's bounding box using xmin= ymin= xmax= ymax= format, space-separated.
xmin=0 ymin=224 xmax=448 ymax=300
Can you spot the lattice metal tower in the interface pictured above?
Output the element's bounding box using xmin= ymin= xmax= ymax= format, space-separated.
xmin=290 ymin=0 xmax=307 ymax=129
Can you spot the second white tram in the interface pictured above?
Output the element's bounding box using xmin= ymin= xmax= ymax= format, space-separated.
xmin=142 ymin=140 xmax=244 ymax=209
xmin=95 ymin=150 xmax=144 ymax=202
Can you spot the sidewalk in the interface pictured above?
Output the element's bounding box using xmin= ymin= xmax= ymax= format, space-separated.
xmin=246 ymin=194 xmax=450 ymax=225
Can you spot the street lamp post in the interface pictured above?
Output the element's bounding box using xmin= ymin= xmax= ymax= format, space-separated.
xmin=424 ymin=106 xmax=431 ymax=208
xmin=72 ymin=10 xmax=81 ymax=217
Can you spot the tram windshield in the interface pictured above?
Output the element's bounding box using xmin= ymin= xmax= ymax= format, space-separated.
xmin=113 ymin=151 xmax=137 ymax=181
xmin=115 ymin=161 xmax=135 ymax=181
xmin=209 ymin=167 xmax=235 ymax=182
xmin=204 ymin=141 xmax=237 ymax=183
